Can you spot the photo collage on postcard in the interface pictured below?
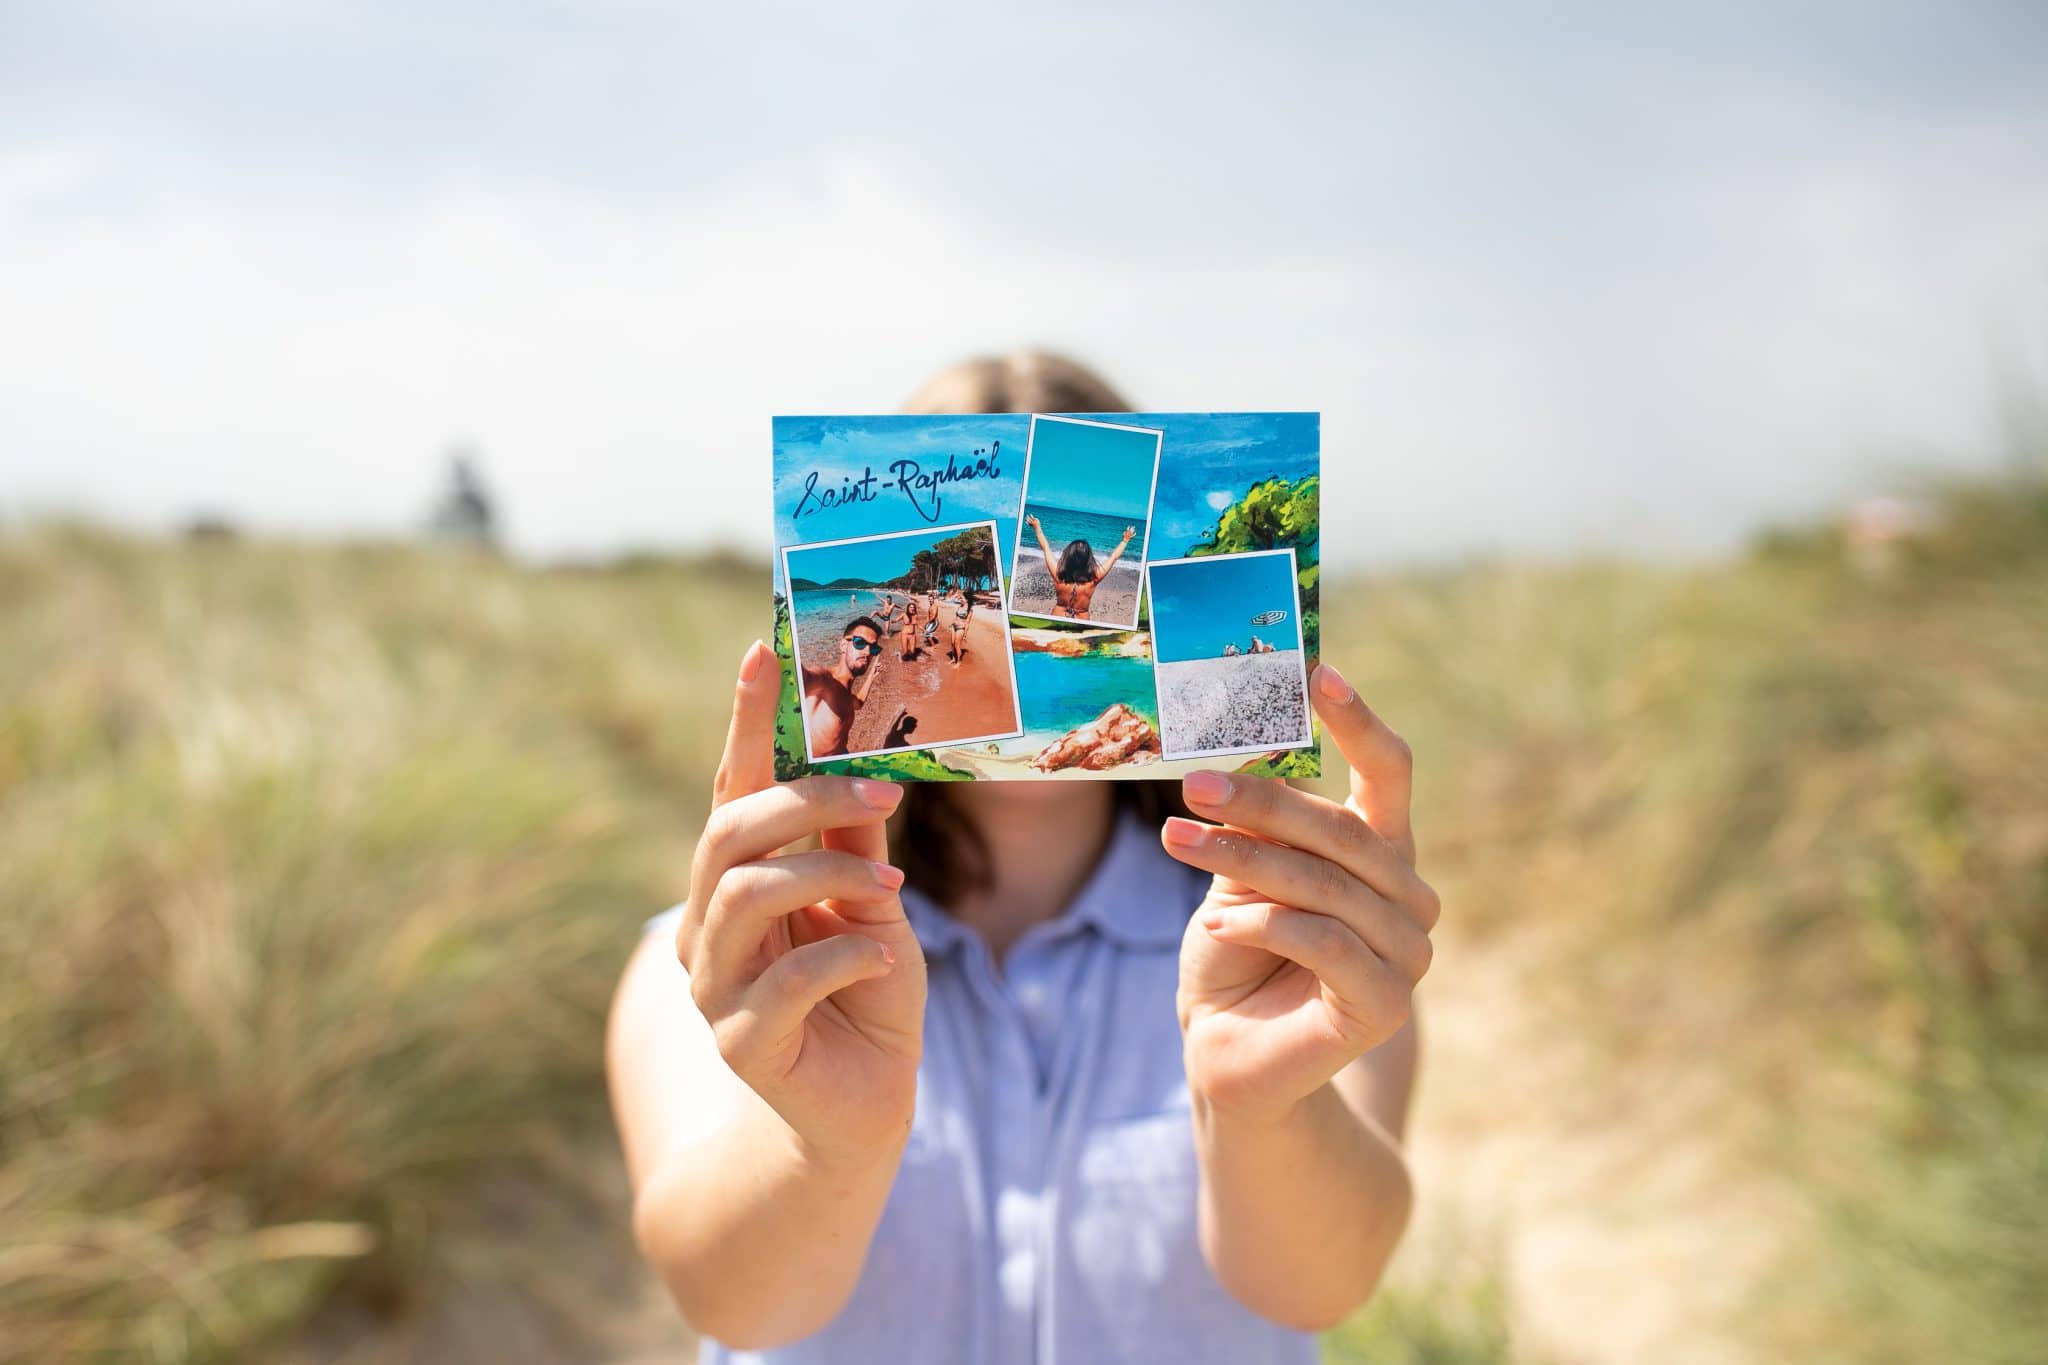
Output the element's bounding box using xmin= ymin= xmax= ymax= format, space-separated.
xmin=771 ymin=413 xmax=1320 ymax=781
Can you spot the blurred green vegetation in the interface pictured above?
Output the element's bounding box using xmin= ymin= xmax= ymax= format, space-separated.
xmin=0 ymin=465 xmax=2042 ymax=1361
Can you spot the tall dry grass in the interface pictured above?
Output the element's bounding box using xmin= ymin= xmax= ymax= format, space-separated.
xmin=0 ymin=532 xmax=755 ymax=1361
xmin=1 ymin=470 xmax=2042 ymax=1361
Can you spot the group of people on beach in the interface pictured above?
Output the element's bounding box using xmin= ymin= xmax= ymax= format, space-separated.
xmin=802 ymin=585 xmax=987 ymax=758
xmin=1221 ymin=635 xmax=1280 ymax=657
xmin=870 ymin=586 xmax=978 ymax=668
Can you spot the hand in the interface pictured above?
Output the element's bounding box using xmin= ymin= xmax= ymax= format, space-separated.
xmin=1025 ymin=514 xmax=1041 ymax=531
xmin=1122 ymin=525 xmax=1136 ymax=542
xmin=675 ymin=641 xmax=927 ymax=1163
xmin=1167 ymin=663 xmax=1438 ymax=1121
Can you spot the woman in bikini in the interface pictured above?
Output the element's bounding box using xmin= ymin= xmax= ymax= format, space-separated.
xmin=1024 ymin=515 xmax=1136 ymax=621
xmin=898 ymin=595 xmax=921 ymax=661
xmin=943 ymin=590 xmax=972 ymax=666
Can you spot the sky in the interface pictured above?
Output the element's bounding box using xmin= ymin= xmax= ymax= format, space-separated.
xmin=4 ymin=2 xmax=2047 ymax=569
xmin=1020 ymin=418 xmax=1160 ymax=520
xmin=783 ymin=523 xmax=982 ymax=590
xmin=1149 ymin=551 xmax=1305 ymax=663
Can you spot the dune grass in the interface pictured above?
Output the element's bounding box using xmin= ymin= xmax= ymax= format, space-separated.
xmin=1 ymin=470 xmax=2042 ymax=1361
xmin=0 ymin=532 xmax=755 ymax=1361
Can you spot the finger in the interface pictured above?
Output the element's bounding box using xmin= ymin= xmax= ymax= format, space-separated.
xmin=1310 ymin=663 xmax=1415 ymax=866
xmin=717 ymin=934 xmax=898 ymax=1071
xmin=1196 ymin=900 xmax=1392 ymax=998
xmin=694 ymin=850 xmax=905 ymax=985
xmin=712 ymin=640 xmax=780 ymax=807
xmin=1162 ymin=818 xmax=1431 ymax=980
xmin=1201 ymin=904 xmax=1412 ymax=1047
xmin=695 ymin=775 xmax=903 ymax=882
xmin=1180 ymin=770 xmax=1439 ymax=930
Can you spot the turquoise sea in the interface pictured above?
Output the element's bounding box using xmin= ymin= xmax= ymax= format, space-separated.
xmin=1017 ymin=502 xmax=1150 ymax=572
xmin=1014 ymin=650 xmax=1159 ymax=738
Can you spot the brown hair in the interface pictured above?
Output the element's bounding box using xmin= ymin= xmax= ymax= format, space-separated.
xmin=901 ymin=350 xmax=1132 ymax=417
xmin=892 ymin=351 xmax=1193 ymax=902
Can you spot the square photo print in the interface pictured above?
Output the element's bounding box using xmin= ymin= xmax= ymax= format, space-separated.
xmin=781 ymin=520 xmax=1023 ymax=763
xmin=1008 ymin=415 xmax=1163 ymax=630
xmin=1146 ymin=548 xmax=1315 ymax=762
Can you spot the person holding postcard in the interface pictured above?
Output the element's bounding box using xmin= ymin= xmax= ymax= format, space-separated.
xmin=608 ymin=355 xmax=1432 ymax=1364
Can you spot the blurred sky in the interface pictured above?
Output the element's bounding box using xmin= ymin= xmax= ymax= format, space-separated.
xmin=3 ymin=1 xmax=2047 ymax=567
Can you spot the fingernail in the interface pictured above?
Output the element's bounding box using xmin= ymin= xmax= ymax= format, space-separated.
xmin=1315 ymin=663 xmax=1355 ymax=704
xmin=853 ymin=779 xmax=903 ymax=811
xmin=738 ymin=640 xmax=770 ymax=683
xmin=1162 ymin=816 xmax=1207 ymax=848
xmin=871 ymin=861 xmax=906 ymax=890
xmin=1182 ymin=770 xmax=1231 ymax=805
xmin=880 ymin=942 xmax=896 ymax=966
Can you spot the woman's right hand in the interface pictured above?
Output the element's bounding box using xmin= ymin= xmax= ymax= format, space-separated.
xmin=674 ymin=640 xmax=927 ymax=1166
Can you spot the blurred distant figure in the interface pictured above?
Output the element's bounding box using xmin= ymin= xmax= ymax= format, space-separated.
xmin=429 ymin=447 xmax=498 ymax=548
xmin=1843 ymin=494 xmax=1932 ymax=578
xmin=182 ymin=513 xmax=240 ymax=543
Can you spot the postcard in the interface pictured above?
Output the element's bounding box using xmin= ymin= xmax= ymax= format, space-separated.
xmin=771 ymin=412 xmax=1320 ymax=782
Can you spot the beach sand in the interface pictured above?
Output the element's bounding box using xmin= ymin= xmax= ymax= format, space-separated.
xmin=840 ymin=610 xmax=1020 ymax=755
xmin=1156 ymin=649 xmax=1310 ymax=757
xmin=1008 ymin=559 xmax=1142 ymax=627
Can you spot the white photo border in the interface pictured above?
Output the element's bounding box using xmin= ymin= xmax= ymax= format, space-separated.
xmin=1144 ymin=546 xmax=1316 ymax=763
xmin=1006 ymin=413 xmax=1165 ymax=632
xmin=781 ymin=518 xmax=1026 ymax=765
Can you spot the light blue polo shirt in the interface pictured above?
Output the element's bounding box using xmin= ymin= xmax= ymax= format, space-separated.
xmin=650 ymin=814 xmax=1316 ymax=1365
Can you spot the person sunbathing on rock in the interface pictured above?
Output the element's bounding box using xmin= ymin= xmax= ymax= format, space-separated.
xmin=1025 ymin=514 xmax=1135 ymax=620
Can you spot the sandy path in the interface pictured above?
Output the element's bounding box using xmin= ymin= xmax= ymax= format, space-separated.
xmin=844 ymin=610 xmax=1019 ymax=753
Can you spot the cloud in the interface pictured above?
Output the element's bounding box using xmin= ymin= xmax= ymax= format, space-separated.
xmin=3 ymin=4 xmax=2046 ymax=567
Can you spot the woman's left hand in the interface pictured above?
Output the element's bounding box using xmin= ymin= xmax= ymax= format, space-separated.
xmin=1167 ymin=663 xmax=1439 ymax=1121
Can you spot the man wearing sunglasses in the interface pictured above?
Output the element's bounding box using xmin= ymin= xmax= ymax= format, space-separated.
xmin=800 ymin=616 xmax=886 ymax=758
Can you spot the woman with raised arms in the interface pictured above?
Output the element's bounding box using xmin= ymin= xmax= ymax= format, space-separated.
xmin=1024 ymin=513 xmax=1136 ymax=621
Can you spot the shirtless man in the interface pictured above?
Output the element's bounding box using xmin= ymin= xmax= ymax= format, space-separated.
xmin=800 ymin=616 xmax=883 ymax=758
xmin=1024 ymin=514 xmax=1136 ymax=621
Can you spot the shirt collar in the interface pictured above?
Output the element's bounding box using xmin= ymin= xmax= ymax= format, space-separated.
xmin=902 ymin=811 xmax=1194 ymax=956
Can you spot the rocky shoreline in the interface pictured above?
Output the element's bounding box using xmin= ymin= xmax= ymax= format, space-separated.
xmin=1156 ymin=649 xmax=1310 ymax=757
